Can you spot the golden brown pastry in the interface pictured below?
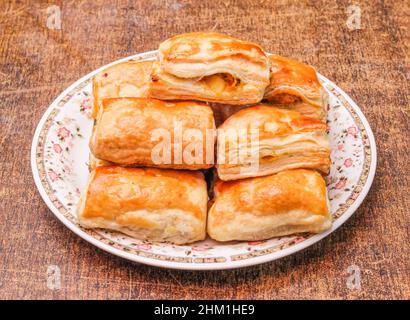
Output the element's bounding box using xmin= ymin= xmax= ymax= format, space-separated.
xmin=77 ymin=167 xmax=208 ymax=244
xmin=207 ymin=169 xmax=332 ymax=241
xmin=264 ymin=55 xmax=328 ymax=121
xmin=216 ymin=105 xmax=330 ymax=181
xmin=92 ymin=60 xmax=153 ymax=118
xmin=88 ymin=153 xmax=112 ymax=171
xmin=149 ymin=32 xmax=270 ymax=105
xmin=90 ymin=98 xmax=216 ymax=169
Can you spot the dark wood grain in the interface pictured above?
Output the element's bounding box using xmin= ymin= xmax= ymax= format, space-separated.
xmin=0 ymin=0 xmax=409 ymax=300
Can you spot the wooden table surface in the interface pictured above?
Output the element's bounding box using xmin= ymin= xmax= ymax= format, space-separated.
xmin=0 ymin=0 xmax=409 ymax=300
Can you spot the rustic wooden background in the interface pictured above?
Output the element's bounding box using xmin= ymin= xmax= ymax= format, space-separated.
xmin=0 ymin=0 xmax=409 ymax=300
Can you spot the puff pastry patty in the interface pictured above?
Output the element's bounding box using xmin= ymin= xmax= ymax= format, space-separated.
xmin=149 ymin=32 xmax=270 ymax=104
xmin=216 ymin=105 xmax=330 ymax=180
xmin=90 ymin=97 xmax=216 ymax=169
xmin=92 ymin=60 xmax=153 ymax=118
xmin=208 ymin=169 xmax=332 ymax=241
xmin=264 ymin=55 xmax=328 ymax=121
xmin=77 ymin=166 xmax=208 ymax=244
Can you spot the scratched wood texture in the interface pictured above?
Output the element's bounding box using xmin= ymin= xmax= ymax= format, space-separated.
xmin=0 ymin=0 xmax=409 ymax=300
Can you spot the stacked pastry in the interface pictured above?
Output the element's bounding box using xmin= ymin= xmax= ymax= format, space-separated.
xmin=77 ymin=32 xmax=332 ymax=245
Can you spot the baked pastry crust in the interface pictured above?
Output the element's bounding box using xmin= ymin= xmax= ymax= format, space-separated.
xmin=216 ymin=105 xmax=330 ymax=180
xmin=92 ymin=60 xmax=153 ymax=118
xmin=90 ymin=97 xmax=216 ymax=169
xmin=207 ymin=169 xmax=332 ymax=241
xmin=89 ymin=153 xmax=112 ymax=171
xmin=149 ymin=32 xmax=270 ymax=104
xmin=264 ymin=55 xmax=328 ymax=121
xmin=77 ymin=166 xmax=208 ymax=244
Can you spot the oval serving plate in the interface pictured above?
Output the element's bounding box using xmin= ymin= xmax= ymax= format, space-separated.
xmin=31 ymin=51 xmax=377 ymax=270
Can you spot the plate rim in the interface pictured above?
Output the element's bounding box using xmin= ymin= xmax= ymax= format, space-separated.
xmin=30 ymin=52 xmax=377 ymax=271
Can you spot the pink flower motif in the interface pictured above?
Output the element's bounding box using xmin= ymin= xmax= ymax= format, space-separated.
xmin=53 ymin=143 xmax=63 ymax=153
xmin=347 ymin=126 xmax=359 ymax=136
xmin=337 ymin=143 xmax=344 ymax=151
xmin=63 ymin=164 xmax=72 ymax=175
xmin=192 ymin=246 xmax=209 ymax=252
xmin=247 ymin=241 xmax=266 ymax=246
xmin=48 ymin=169 xmax=59 ymax=182
xmin=81 ymin=98 xmax=92 ymax=110
xmin=136 ymin=244 xmax=151 ymax=251
xmin=57 ymin=127 xmax=71 ymax=140
xmin=344 ymin=158 xmax=353 ymax=167
xmin=335 ymin=178 xmax=347 ymax=189
xmin=294 ymin=236 xmax=305 ymax=244
xmin=52 ymin=199 xmax=62 ymax=209
xmin=351 ymin=192 xmax=359 ymax=200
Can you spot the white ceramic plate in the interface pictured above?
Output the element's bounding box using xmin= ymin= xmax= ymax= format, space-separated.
xmin=31 ymin=51 xmax=377 ymax=270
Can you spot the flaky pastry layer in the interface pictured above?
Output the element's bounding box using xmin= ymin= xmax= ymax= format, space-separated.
xmin=149 ymin=32 xmax=270 ymax=105
xmin=264 ymin=55 xmax=328 ymax=121
xmin=208 ymin=169 xmax=332 ymax=241
xmin=77 ymin=167 xmax=208 ymax=244
xmin=92 ymin=60 xmax=153 ymax=118
xmin=216 ymin=105 xmax=330 ymax=180
xmin=90 ymin=98 xmax=216 ymax=170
